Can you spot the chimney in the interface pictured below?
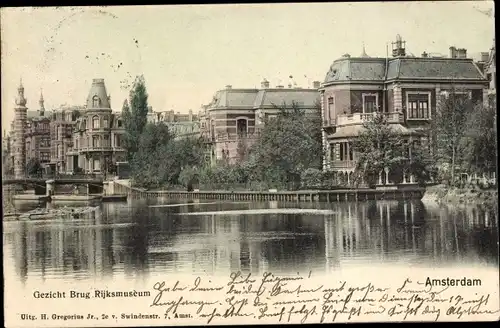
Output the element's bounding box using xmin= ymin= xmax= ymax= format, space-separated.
xmin=391 ymin=34 xmax=406 ymax=57
xmin=421 ymin=51 xmax=428 ymax=58
xmin=276 ymin=85 xmax=284 ymax=89
xmin=313 ymin=81 xmax=321 ymax=89
xmin=225 ymin=85 xmax=232 ymax=90
xmin=261 ymin=79 xmax=270 ymax=89
xmin=449 ymin=46 xmax=457 ymax=58
xmin=188 ymin=109 xmax=193 ymax=122
xmin=457 ymin=48 xmax=467 ymax=59
xmin=481 ymin=52 xmax=490 ymax=62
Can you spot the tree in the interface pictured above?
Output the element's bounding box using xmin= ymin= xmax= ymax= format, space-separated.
xmin=130 ymin=122 xmax=207 ymax=188
xmin=236 ymin=136 xmax=249 ymax=163
xmin=247 ymin=101 xmax=323 ymax=188
xmin=432 ymin=89 xmax=475 ymax=185
xmin=352 ymin=113 xmax=408 ymax=186
xmin=26 ymin=158 xmax=42 ymax=177
xmin=463 ymin=100 xmax=496 ymax=176
xmin=123 ymin=75 xmax=149 ymax=161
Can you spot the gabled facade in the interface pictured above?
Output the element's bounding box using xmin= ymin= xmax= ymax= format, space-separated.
xmin=201 ymin=80 xmax=321 ymax=164
xmin=319 ymin=35 xmax=489 ymax=185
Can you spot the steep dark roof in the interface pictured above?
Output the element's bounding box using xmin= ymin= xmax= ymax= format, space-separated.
xmin=210 ymin=88 xmax=319 ymax=110
xmin=324 ymin=58 xmax=386 ymax=83
xmin=254 ymin=89 xmax=319 ymax=108
xmin=387 ymin=58 xmax=485 ymax=80
xmin=213 ymin=89 xmax=258 ymax=108
xmin=324 ymin=56 xmax=486 ymax=84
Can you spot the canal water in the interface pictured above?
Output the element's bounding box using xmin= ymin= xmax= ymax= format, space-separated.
xmin=3 ymin=198 xmax=498 ymax=285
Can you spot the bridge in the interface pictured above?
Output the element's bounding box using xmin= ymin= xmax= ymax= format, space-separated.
xmin=2 ymin=174 xmax=105 ymax=196
xmin=2 ymin=176 xmax=103 ymax=185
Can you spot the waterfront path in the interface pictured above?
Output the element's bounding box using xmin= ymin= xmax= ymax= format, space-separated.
xmin=113 ymin=180 xmax=425 ymax=202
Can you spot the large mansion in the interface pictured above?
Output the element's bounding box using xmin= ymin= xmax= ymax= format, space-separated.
xmin=319 ymin=35 xmax=492 ymax=185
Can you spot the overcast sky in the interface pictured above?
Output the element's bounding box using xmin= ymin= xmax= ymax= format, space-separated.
xmin=1 ymin=2 xmax=495 ymax=131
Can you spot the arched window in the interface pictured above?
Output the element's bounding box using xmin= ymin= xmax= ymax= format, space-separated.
xmin=236 ymin=118 xmax=248 ymax=138
xmin=92 ymin=96 xmax=100 ymax=108
xmin=92 ymin=116 xmax=100 ymax=129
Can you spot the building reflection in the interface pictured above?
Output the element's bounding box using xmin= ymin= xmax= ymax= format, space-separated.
xmin=4 ymin=200 xmax=498 ymax=283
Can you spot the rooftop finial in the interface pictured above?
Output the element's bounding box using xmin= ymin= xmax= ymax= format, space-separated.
xmin=360 ymin=42 xmax=370 ymax=58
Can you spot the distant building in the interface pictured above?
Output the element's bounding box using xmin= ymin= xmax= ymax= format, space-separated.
xmin=47 ymin=106 xmax=83 ymax=173
xmin=66 ymin=79 xmax=126 ymax=174
xmin=476 ymin=42 xmax=496 ymax=96
xmin=25 ymin=91 xmax=52 ymax=166
xmin=319 ymin=35 xmax=490 ymax=186
xmin=148 ymin=108 xmax=200 ymax=139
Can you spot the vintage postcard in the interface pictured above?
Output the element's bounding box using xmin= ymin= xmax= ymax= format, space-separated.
xmin=1 ymin=2 xmax=498 ymax=326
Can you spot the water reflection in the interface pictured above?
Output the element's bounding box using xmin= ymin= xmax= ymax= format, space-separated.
xmin=3 ymin=200 xmax=498 ymax=284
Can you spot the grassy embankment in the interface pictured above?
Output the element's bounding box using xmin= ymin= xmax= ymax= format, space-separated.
xmin=423 ymin=184 xmax=498 ymax=206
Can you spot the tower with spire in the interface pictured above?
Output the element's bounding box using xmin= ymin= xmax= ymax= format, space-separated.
xmin=39 ymin=89 xmax=45 ymax=116
xmin=13 ymin=79 xmax=28 ymax=179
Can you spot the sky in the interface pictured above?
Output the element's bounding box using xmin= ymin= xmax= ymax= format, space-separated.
xmin=1 ymin=2 xmax=495 ymax=132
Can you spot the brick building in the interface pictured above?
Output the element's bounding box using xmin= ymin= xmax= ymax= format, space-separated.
xmin=201 ymin=80 xmax=321 ymax=164
xmin=66 ymin=79 xmax=126 ymax=174
xmin=319 ymin=35 xmax=490 ymax=186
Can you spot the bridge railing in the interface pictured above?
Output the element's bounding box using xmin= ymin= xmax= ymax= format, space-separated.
xmin=2 ymin=173 xmax=104 ymax=181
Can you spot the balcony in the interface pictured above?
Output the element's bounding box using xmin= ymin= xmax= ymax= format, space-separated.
xmin=215 ymin=133 xmax=260 ymax=142
xmin=327 ymin=112 xmax=405 ymax=128
xmin=79 ymin=146 xmax=113 ymax=152
xmin=329 ymin=160 xmax=356 ymax=169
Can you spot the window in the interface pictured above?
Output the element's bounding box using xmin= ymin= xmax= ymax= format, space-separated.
xmin=407 ymin=93 xmax=430 ymax=119
xmin=327 ymin=97 xmax=335 ymax=123
xmin=266 ymin=114 xmax=277 ymax=121
xmin=92 ymin=116 xmax=100 ymax=129
xmin=349 ymin=143 xmax=353 ymax=161
xmin=329 ymin=144 xmax=335 ymax=161
xmin=115 ymin=135 xmax=121 ymax=147
xmin=117 ymin=120 xmax=122 ymax=128
xmin=93 ymin=159 xmax=100 ymax=171
xmin=236 ymin=119 xmax=248 ymax=137
xmin=92 ymin=96 xmax=100 ymax=108
xmin=339 ymin=143 xmax=345 ymax=161
xmin=363 ymin=94 xmax=378 ymax=113
xmin=104 ymin=135 xmax=109 ymax=147
xmin=41 ymin=152 xmax=50 ymax=162
xmin=92 ymin=136 xmax=100 ymax=148
xmin=103 ymin=118 xmax=109 ymax=128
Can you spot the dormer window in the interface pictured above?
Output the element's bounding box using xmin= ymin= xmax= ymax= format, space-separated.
xmin=92 ymin=96 xmax=100 ymax=108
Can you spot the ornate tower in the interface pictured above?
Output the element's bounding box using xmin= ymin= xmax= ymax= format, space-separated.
xmin=39 ymin=89 xmax=45 ymax=116
xmin=13 ymin=79 xmax=28 ymax=179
